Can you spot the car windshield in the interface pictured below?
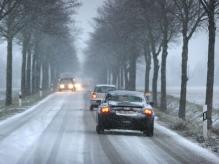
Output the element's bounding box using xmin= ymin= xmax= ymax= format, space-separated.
xmin=94 ymin=86 xmax=116 ymax=93
xmin=60 ymin=79 xmax=73 ymax=84
xmin=108 ymin=95 xmax=143 ymax=103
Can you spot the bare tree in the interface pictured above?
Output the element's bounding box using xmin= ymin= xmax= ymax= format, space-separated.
xmin=0 ymin=1 xmax=27 ymax=105
xmin=173 ymin=0 xmax=205 ymax=120
xmin=138 ymin=0 xmax=162 ymax=106
xmin=156 ymin=0 xmax=179 ymax=111
xmin=0 ymin=0 xmax=22 ymax=20
xmin=20 ymin=0 xmax=80 ymax=95
xmin=143 ymin=40 xmax=151 ymax=93
xmin=199 ymin=0 xmax=218 ymax=128
xmin=84 ymin=0 xmax=143 ymax=90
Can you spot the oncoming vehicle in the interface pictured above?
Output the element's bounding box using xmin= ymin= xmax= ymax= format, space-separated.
xmin=58 ymin=78 xmax=76 ymax=92
xmin=96 ymin=90 xmax=154 ymax=136
xmin=90 ymin=84 xmax=116 ymax=111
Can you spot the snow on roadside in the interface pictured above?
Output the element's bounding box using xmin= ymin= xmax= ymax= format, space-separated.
xmin=0 ymin=93 xmax=64 ymax=164
xmin=0 ymin=94 xmax=54 ymax=126
xmin=156 ymin=124 xmax=219 ymax=162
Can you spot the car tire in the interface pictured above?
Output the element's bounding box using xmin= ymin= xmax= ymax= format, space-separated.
xmin=143 ymin=124 xmax=154 ymax=137
xmin=89 ymin=105 xmax=94 ymax=111
xmin=96 ymin=125 xmax=104 ymax=134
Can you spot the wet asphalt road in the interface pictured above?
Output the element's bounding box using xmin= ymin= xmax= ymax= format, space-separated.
xmin=0 ymin=92 xmax=218 ymax=164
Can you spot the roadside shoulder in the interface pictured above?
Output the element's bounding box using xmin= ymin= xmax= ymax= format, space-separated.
xmin=154 ymin=108 xmax=219 ymax=157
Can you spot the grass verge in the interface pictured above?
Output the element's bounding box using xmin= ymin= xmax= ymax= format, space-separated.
xmin=0 ymin=90 xmax=52 ymax=121
xmin=155 ymin=95 xmax=219 ymax=155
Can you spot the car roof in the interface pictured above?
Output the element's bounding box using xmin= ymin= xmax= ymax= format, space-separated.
xmin=108 ymin=90 xmax=145 ymax=98
xmin=95 ymin=84 xmax=116 ymax=88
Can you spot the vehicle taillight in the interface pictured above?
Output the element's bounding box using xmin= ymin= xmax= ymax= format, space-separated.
xmin=144 ymin=109 xmax=153 ymax=117
xmin=100 ymin=106 xmax=111 ymax=113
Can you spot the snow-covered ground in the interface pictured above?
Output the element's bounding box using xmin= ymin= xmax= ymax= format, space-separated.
xmin=0 ymin=92 xmax=218 ymax=164
xmin=167 ymin=87 xmax=219 ymax=110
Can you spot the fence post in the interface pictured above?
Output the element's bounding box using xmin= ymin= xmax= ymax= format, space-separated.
xmin=203 ymin=105 xmax=208 ymax=139
xmin=19 ymin=91 xmax=22 ymax=107
xmin=40 ymin=88 xmax=43 ymax=97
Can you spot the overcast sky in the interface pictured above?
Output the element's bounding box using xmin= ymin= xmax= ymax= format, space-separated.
xmin=75 ymin=0 xmax=104 ymax=62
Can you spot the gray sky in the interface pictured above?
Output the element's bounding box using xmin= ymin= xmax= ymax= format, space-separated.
xmin=75 ymin=0 xmax=104 ymax=62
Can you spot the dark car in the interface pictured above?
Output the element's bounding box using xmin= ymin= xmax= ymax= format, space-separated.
xmin=96 ymin=90 xmax=154 ymax=136
xmin=58 ymin=78 xmax=76 ymax=92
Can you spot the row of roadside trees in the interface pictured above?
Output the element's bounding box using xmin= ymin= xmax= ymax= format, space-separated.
xmin=84 ymin=0 xmax=218 ymax=129
xmin=0 ymin=0 xmax=80 ymax=105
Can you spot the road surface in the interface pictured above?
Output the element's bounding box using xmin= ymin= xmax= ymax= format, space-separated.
xmin=0 ymin=92 xmax=218 ymax=164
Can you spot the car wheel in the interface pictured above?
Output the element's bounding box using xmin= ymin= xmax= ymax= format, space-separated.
xmin=96 ymin=125 xmax=104 ymax=134
xmin=89 ymin=105 xmax=94 ymax=111
xmin=143 ymin=124 xmax=154 ymax=137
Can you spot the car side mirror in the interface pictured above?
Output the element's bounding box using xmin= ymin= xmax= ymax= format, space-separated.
xmin=149 ymin=102 xmax=154 ymax=107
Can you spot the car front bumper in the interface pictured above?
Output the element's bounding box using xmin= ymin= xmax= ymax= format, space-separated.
xmin=90 ymin=100 xmax=102 ymax=107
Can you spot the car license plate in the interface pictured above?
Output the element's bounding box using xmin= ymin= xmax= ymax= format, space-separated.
xmin=116 ymin=111 xmax=137 ymax=116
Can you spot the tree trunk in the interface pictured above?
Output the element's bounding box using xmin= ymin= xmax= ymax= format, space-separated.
xmin=160 ymin=33 xmax=168 ymax=112
xmin=144 ymin=43 xmax=151 ymax=93
xmin=120 ymin=67 xmax=124 ymax=89
xmin=112 ymin=68 xmax=117 ymax=85
xmin=125 ymin=66 xmax=129 ymax=89
xmin=107 ymin=69 xmax=110 ymax=84
xmin=26 ymin=46 xmax=32 ymax=95
xmin=32 ymin=53 xmax=37 ymax=93
xmin=21 ymin=34 xmax=28 ymax=97
xmin=152 ymin=54 xmax=159 ymax=107
xmin=102 ymin=67 xmax=108 ymax=84
xmin=118 ymin=67 xmax=121 ymax=89
xmin=32 ymin=51 xmax=40 ymax=93
xmin=205 ymin=0 xmax=216 ymax=129
xmin=129 ymin=55 xmax=137 ymax=91
xmin=179 ymin=37 xmax=189 ymax=120
xmin=5 ymin=37 xmax=13 ymax=106
xmin=42 ymin=62 xmax=49 ymax=90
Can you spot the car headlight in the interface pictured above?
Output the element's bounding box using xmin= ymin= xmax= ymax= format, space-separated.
xmin=68 ymin=84 xmax=74 ymax=89
xmin=59 ymin=84 xmax=65 ymax=89
xmin=75 ymin=83 xmax=82 ymax=90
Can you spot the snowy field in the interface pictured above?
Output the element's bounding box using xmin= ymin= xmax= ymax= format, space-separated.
xmin=167 ymin=87 xmax=219 ymax=110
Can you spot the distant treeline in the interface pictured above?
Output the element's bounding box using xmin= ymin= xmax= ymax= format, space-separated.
xmin=0 ymin=0 xmax=80 ymax=105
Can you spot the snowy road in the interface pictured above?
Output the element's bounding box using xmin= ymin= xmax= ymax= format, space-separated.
xmin=0 ymin=92 xmax=218 ymax=164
